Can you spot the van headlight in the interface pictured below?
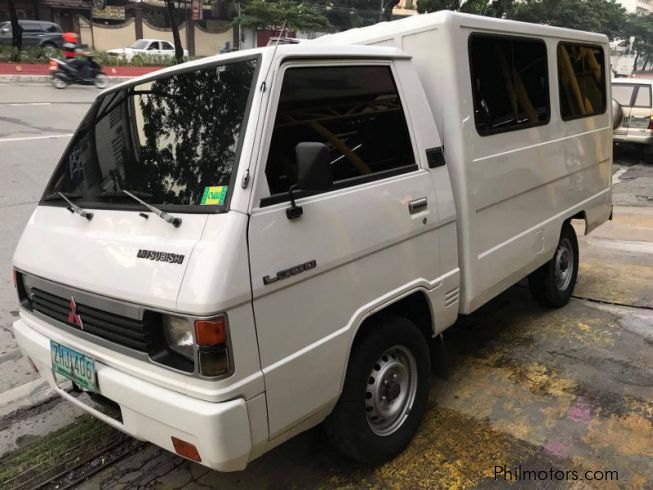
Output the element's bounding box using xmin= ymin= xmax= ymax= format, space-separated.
xmin=21 ymin=273 xmax=35 ymax=301
xmin=162 ymin=316 xmax=194 ymax=361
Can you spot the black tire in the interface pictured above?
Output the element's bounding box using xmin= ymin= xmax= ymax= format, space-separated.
xmin=324 ymin=315 xmax=430 ymax=464
xmin=528 ymin=221 xmax=579 ymax=308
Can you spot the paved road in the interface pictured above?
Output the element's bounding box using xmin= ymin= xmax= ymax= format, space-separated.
xmin=0 ymin=82 xmax=652 ymax=488
xmin=0 ymin=84 xmax=97 ymax=394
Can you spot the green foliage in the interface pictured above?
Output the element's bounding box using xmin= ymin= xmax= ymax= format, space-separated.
xmin=0 ymin=45 xmax=61 ymax=63
xmin=417 ymin=0 xmax=513 ymax=17
xmin=94 ymin=52 xmax=178 ymax=67
xmin=234 ymin=0 xmax=330 ymax=31
xmin=509 ymin=0 xmax=627 ymax=40
xmin=317 ymin=0 xmax=381 ymax=30
xmin=625 ymin=13 xmax=653 ymax=61
xmin=0 ymin=45 xmax=180 ymax=66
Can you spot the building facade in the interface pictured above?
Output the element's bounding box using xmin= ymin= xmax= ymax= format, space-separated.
xmin=617 ymin=0 xmax=653 ymax=15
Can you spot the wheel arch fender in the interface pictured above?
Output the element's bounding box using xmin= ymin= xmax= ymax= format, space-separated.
xmin=337 ymin=289 xmax=436 ymax=396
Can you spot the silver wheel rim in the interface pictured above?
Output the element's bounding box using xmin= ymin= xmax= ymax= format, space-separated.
xmin=95 ymin=75 xmax=108 ymax=89
xmin=53 ymin=76 xmax=67 ymax=89
xmin=365 ymin=345 xmax=418 ymax=436
xmin=555 ymin=237 xmax=574 ymax=291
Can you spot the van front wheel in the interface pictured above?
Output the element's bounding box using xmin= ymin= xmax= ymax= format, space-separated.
xmin=528 ymin=222 xmax=579 ymax=308
xmin=324 ymin=316 xmax=430 ymax=464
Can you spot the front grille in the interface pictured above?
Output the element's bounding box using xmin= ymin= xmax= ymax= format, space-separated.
xmin=30 ymin=288 xmax=157 ymax=353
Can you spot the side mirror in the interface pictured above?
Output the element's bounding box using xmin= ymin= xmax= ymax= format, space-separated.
xmin=611 ymin=98 xmax=623 ymax=130
xmin=286 ymin=142 xmax=333 ymax=219
xmin=295 ymin=142 xmax=333 ymax=191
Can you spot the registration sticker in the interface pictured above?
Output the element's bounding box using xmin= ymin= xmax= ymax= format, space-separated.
xmin=201 ymin=186 xmax=228 ymax=205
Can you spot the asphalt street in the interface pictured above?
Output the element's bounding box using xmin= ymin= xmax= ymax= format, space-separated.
xmin=0 ymin=83 xmax=652 ymax=488
xmin=1 ymin=84 xmax=95 ymax=395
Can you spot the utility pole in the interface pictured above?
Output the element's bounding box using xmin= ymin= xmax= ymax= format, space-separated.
xmin=89 ymin=2 xmax=96 ymax=50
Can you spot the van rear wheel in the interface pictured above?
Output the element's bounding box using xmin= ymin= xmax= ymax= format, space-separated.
xmin=528 ymin=222 xmax=579 ymax=308
xmin=324 ymin=315 xmax=430 ymax=464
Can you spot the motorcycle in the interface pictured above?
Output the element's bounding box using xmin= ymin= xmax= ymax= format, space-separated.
xmin=48 ymin=57 xmax=109 ymax=90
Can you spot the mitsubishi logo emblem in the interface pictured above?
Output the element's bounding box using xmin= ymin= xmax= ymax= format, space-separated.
xmin=67 ymin=297 xmax=84 ymax=330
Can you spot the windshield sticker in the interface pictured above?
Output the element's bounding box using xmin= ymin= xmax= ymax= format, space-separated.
xmin=201 ymin=186 xmax=228 ymax=205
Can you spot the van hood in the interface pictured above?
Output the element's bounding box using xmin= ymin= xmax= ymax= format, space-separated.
xmin=13 ymin=206 xmax=208 ymax=311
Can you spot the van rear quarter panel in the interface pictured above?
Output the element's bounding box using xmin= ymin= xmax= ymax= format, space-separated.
xmin=451 ymin=29 xmax=611 ymax=312
xmin=391 ymin=17 xmax=612 ymax=313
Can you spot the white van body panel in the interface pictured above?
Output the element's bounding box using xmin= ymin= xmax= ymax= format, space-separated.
xmin=313 ymin=12 xmax=612 ymax=312
xmin=13 ymin=207 xmax=206 ymax=311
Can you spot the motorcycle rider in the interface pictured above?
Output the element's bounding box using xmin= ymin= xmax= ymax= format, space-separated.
xmin=67 ymin=50 xmax=100 ymax=81
xmin=62 ymin=32 xmax=78 ymax=60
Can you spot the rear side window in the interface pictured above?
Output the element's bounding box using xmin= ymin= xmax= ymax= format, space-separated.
xmin=558 ymin=43 xmax=606 ymax=120
xmin=46 ymin=24 xmax=61 ymax=33
xmin=263 ymin=65 xmax=417 ymax=201
xmin=469 ymin=34 xmax=550 ymax=136
xmin=22 ymin=22 xmax=42 ymax=32
xmin=612 ymin=84 xmax=636 ymax=107
xmin=634 ymin=85 xmax=652 ymax=108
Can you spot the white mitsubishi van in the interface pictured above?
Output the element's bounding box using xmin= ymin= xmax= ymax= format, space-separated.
xmin=12 ymin=12 xmax=612 ymax=471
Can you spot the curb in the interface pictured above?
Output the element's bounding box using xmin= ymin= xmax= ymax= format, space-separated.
xmin=0 ymin=379 xmax=54 ymax=419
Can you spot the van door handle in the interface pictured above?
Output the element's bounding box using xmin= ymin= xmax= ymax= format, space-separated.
xmin=408 ymin=197 xmax=428 ymax=214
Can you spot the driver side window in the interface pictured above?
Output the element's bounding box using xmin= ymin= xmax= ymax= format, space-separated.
xmin=262 ymin=64 xmax=417 ymax=203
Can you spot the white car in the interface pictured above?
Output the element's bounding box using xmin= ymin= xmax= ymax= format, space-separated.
xmin=106 ymin=39 xmax=188 ymax=61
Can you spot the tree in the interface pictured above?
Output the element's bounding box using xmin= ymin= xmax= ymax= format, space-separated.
xmin=509 ymin=0 xmax=627 ymax=40
xmin=164 ymin=0 xmax=184 ymax=63
xmin=417 ymin=0 xmax=513 ymax=17
xmin=316 ymin=0 xmax=383 ymax=30
xmin=234 ymin=0 xmax=330 ymax=32
xmin=7 ymin=0 xmax=23 ymax=62
xmin=624 ymin=14 xmax=653 ymax=72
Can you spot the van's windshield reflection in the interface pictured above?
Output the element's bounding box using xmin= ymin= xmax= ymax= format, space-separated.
xmin=42 ymin=57 xmax=258 ymax=212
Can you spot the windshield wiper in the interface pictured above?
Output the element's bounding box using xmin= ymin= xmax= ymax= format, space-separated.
xmin=44 ymin=192 xmax=93 ymax=221
xmin=122 ymin=190 xmax=182 ymax=228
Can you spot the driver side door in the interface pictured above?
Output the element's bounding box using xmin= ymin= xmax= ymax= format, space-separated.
xmin=247 ymin=60 xmax=441 ymax=438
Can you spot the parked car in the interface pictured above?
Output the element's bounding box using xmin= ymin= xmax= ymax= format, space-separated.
xmin=13 ymin=12 xmax=612 ymax=473
xmin=106 ymin=39 xmax=188 ymax=62
xmin=0 ymin=20 xmax=63 ymax=50
xmin=612 ymin=78 xmax=653 ymax=150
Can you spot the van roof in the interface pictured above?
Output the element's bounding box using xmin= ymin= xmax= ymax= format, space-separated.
xmin=106 ymin=43 xmax=409 ymax=94
xmin=311 ymin=11 xmax=608 ymax=46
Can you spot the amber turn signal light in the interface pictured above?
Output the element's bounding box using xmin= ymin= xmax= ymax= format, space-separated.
xmin=171 ymin=436 xmax=202 ymax=462
xmin=195 ymin=317 xmax=227 ymax=346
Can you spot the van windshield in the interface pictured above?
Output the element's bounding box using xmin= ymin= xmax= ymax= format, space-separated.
xmin=42 ymin=57 xmax=258 ymax=212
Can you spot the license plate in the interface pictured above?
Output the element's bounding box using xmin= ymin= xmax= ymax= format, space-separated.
xmin=628 ymin=117 xmax=650 ymax=129
xmin=51 ymin=341 xmax=97 ymax=392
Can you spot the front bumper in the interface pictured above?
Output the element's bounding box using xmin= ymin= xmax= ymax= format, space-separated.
xmin=13 ymin=317 xmax=256 ymax=472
